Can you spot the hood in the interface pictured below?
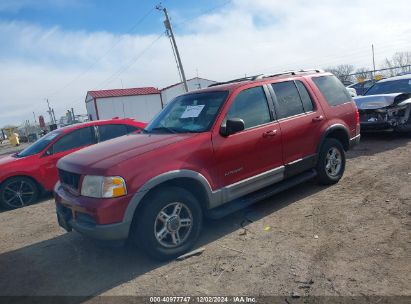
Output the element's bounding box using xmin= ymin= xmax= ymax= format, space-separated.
xmin=58 ymin=132 xmax=196 ymax=174
xmin=0 ymin=153 xmax=20 ymax=166
xmin=354 ymin=93 xmax=411 ymax=110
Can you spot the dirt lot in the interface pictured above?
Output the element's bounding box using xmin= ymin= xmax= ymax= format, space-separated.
xmin=0 ymin=132 xmax=410 ymax=300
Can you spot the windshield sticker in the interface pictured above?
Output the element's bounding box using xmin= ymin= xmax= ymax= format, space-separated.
xmin=180 ymin=105 xmax=205 ymax=118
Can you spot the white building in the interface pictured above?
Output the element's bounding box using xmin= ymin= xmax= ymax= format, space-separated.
xmin=160 ymin=77 xmax=216 ymax=105
xmin=85 ymin=87 xmax=162 ymax=122
xmin=85 ymin=77 xmax=217 ymax=122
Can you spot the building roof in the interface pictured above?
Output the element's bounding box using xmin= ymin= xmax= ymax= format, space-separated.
xmin=161 ymin=77 xmax=217 ymax=91
xmin=87 ymin=87 xmax=160 ymax=99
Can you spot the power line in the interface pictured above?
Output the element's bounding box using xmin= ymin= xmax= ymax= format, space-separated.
xmin=46 ymin=6 xmax=156 ymax=99
xmin=96 ymin=31 xmax=166 ymax=89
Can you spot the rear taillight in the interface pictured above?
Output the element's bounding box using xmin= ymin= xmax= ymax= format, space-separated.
xmin=355 ymin=107 xmax=360 ymax=124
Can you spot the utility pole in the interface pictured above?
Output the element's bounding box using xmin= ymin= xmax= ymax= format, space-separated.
xmin=46 ymin=99 xmax=56 ymax=124
xmin=156 ymin=4 xmax=189 ymax=92
xmin=372 ymin=44 xmax=376 ymax=79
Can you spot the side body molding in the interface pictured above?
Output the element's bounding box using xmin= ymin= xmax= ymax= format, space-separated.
xmin=123 ymin=166 xmax=286 ymax=224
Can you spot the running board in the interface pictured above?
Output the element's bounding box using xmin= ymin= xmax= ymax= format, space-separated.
xmin=206 ymin=169 xmax=317 ymax=219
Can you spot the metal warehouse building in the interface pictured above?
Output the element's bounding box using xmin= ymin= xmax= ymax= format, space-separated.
xmin=85 ymin=77 xmax=216 ymax=122
xmin=85 ymin=87 xmax=162 ymax=122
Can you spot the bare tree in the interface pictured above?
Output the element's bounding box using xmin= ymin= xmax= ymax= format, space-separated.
xmin=354 ymin=67 xmax=372 ymax=81
xmin=325 ymin=64 xmax=355 ymax=84
xmin=382 ymin=51 xmax=411 ymax=77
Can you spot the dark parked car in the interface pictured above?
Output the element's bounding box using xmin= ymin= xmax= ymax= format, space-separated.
xmin=348 ymin=79 xmax=376 ymax=96
xmin=55 ymin=70 xmax=360 ymax=260
xmin=354 ymin=75 xmax=411 ymax=132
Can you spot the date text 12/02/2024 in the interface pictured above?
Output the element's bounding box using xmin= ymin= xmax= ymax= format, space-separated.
xmin=149 ymin=296 xmax=256 ymax=303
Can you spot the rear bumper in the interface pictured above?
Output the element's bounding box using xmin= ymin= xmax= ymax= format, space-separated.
xmin=360 ymin=121 xmax=392 ymax=131
xmin=349 ymin=134 xmax=361 ymax=149
xmin=54 ymin=182 xmax=131 ymax=241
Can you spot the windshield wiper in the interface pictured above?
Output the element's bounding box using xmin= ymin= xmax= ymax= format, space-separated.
xmin=150 ymin=126 xmax=179 ymax=134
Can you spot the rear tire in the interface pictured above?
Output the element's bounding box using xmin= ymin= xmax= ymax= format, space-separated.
xmin=0 ymin=177 xmax=39 ymax=210
xmin=316 ymin=138 xmax=346 ymax=185
xmin=132 ymin=186 xmax=203 ymax=261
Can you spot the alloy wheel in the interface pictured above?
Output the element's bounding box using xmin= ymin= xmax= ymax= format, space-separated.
xmin=154 ymin=202 xmax=193 ymax=248
xmin=2 ymin=180 xmax=35 ymax=208
xmin=325 ymin=147 xmax=342 ymax=177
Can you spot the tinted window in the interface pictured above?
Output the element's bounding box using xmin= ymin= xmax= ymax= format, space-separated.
xmin=271 ymin=81 xmax=305 ymax=119
xmin=16 ymin=131 xmax=61 ymax=157
xmin=99 ymin=124 xmax=129 ymax=142
xmin=52 ymin=127 xmax=96 ymax=154
xmin=365 ymin=78 xmax=411 ymax=95
xmin=295 ymin=81 xmax=314 ymax=112
xmin=312 ymin=75 xmax=352 ymax=106
xmin=226 ymin=86 xmax=271 ymax=129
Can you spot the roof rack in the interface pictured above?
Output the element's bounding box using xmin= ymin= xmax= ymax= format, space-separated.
xmin=208 ymin=74 xmax=263 ymax=87
xmin=207 ymin=69 xmax=324 ymax=88
xmin=262 ymin=69 xmax=324 ymax=79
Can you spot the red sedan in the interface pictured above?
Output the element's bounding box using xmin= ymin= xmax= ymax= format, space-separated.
xmin=0 ymin=118 xmax=146 ymax=209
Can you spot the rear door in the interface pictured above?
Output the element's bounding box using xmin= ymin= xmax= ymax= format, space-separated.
xmin=212 ymin=85 xmax=283 ymax=196
xmin=269 ymin=80 xmax=326 ymax=175
xmin=97 ymin=124 xmax=138 ymax=142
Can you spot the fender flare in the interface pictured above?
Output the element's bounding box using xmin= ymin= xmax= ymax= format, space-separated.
xmin=317 ymin=124 xmax=350 ymax=153
xmin=122 ymin=169 xmax=216 ymax=224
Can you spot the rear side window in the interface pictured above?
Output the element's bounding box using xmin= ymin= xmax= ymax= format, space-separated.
xmin=271 ymin=81 xmax=305 ymax=119
xmin=295 ymin=81 xmax=314 ymax=112
xmin=312 ymin=75 xmax=352 ymax=106
xmin=226 ymin=86 xmax=271 ymax=129
xmin=52 ymin=127 xmax=96 ymax=154
xmin=98 ymin=124 xmax=130 ymax=142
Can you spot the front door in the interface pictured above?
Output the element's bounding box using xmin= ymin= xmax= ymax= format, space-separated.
xmin=40 ymin=126 xmax=97 ymax=190
xmin=212 ymin=85 xmax=284 ymax=201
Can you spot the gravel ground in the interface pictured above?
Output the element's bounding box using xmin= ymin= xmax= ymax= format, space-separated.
xmin=0 ymin=132 xmax=410 ymax=300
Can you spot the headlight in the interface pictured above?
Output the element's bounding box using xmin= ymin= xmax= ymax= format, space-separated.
xmin=81 ymin=175 xmax=127 ymax=198
xmin=361 ymin=101 xmax=387 ymax=109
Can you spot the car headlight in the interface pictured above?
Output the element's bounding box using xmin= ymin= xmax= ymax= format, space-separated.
xmin=81 ymin=175 xmax=127 ymax=198
xmin=361 ymin=101 xmax=387 ymax=109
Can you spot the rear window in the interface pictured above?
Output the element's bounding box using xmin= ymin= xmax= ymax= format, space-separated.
xmin=312 ymin=75 xmax=352 ymax=106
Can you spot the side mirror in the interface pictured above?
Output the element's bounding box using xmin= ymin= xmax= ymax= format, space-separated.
xmin=43 ymin=148 xmax=52 ymax=157
xmin=220 ymin=118 xmax=245 ymax=136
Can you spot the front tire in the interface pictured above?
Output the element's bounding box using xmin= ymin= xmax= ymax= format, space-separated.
xmin=132 ymin=186 xmax=203 ymax=260
xmin=316 ymin=138 xmax=346 ymax=185
xmin=0 ymin=177 xmax=39 ymax=209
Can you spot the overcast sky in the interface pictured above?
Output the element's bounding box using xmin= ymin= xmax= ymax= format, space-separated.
xmin=0 ymin=0 xmax=410 ymax=126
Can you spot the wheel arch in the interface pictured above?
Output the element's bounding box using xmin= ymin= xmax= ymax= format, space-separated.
xmin=318 ymin=124 xmax=350 ymax=152
xmin=123 ymin=170 xmax=214 ymax=225
xmin=0 ymin=174 xmax=45 ymax=193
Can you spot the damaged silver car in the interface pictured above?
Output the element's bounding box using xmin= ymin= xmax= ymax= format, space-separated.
xmin=354 ymin=75 xmax=411 ymax=132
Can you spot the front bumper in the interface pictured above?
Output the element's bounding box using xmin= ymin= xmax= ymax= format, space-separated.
xmin=54 ymin=182 xmax=131 ymax=241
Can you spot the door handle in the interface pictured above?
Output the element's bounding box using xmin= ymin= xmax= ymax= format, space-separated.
xmin=312 ymin=115 xmax=324 ymax=122
xmin=263 ymin=129 xmax=278 ymax=137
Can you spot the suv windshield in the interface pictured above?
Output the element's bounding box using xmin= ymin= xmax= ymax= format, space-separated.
xmin=145 ymin=91 xmax=228 ymax=134
xmin=16 ymin=131 xmax=61 ymax=157
xmin=365 ymin=78 xmax=411 ymax=95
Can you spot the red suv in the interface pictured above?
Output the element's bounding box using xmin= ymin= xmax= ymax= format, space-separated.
xmin=55 ymin=70 xmax=360 ymax=260
xmin=0 ymin=119 xmax=145 ymax=209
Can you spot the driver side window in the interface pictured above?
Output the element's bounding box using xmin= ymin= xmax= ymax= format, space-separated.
xmin=51 ymin=127 xmax=96 ymax=154
xmin=226 ymin=86 xmax=271 ymax=129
